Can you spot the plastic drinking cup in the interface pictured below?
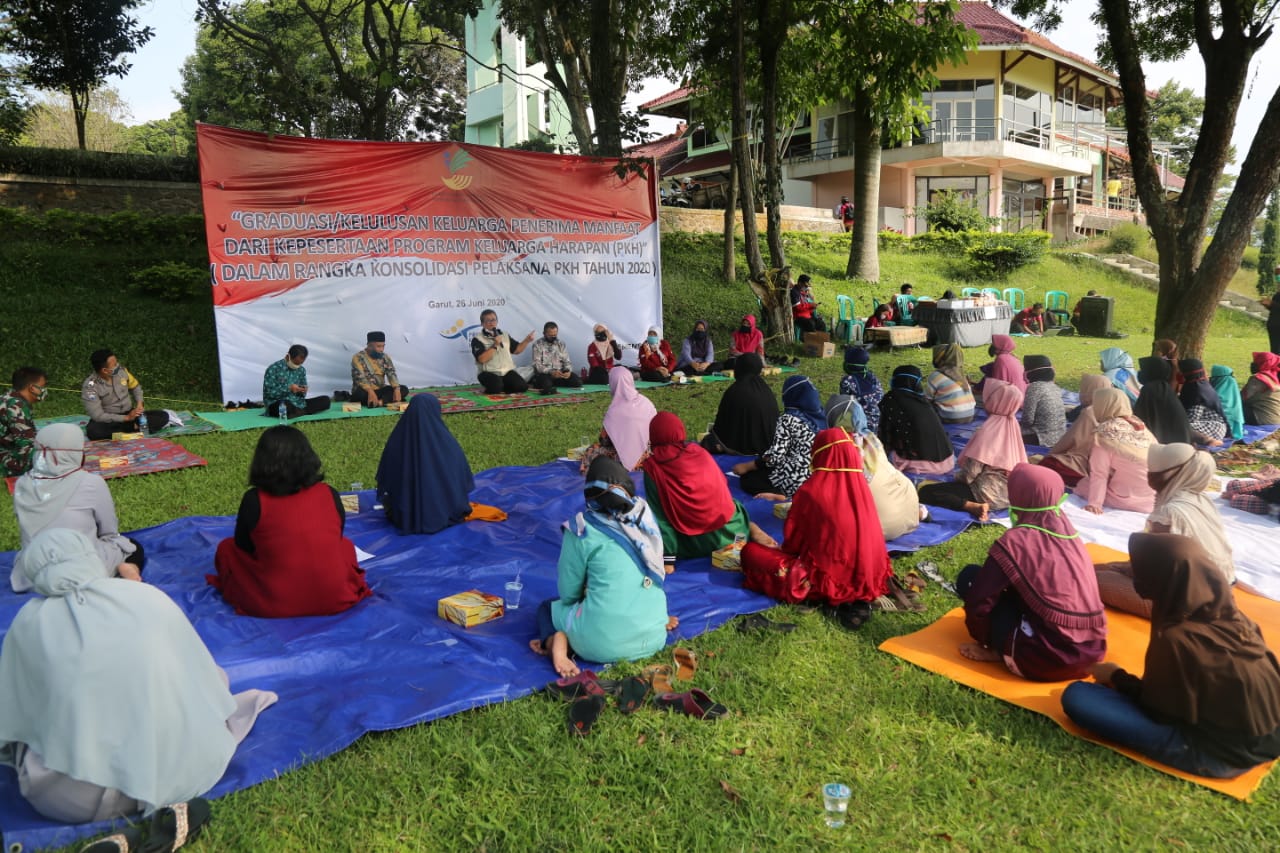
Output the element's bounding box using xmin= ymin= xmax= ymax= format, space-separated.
xmin=504 ymin=580 xmax=524 ymax=610
xmin=822 ymin=783 xmax=850 ymax=828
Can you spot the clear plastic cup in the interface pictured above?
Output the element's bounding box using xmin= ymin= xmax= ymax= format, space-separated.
xmin=350 ymin=482 xmax=363 ymax=493
xmin=822 ymin=782 xmax=850 ymax=828
xmin=504 ymin=580 xmax=524 ymax=610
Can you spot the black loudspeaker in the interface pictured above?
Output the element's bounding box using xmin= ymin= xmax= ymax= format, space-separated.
xmin=1076 ymin=296 xmax=1114 ymax=337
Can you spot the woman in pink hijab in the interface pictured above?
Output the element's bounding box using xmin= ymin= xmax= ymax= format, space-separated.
xmin=597 ymin=366 xmax=658 ymax=470
xmin=974 ymin=334 xmax=1027 ymax=405
xmin=918 ymin=379 xmax=1026 ymax=520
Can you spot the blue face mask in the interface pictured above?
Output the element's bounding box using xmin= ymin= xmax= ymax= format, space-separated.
xmin=647 ymin=335 xmax=659 ymax=346
xmin=370 ymin=350 xmax=385 ymax=360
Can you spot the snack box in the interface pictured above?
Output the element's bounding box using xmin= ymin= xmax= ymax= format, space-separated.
xmin=97 ymin=456 xmax=129 ymax=470
xmin=340 ymin=494 xmax=360 ymax=514
xmin=773 ymin=501 xmax=792 ymax=519
xmin=761 ymin=366 xmax=783 ymax=376
xmin=438 ymin=590 xmax=505 ymax=627
xmin=341 ymin=402 xmax=363 ymax=413
xmin=386 ymin=401 xmax=409 ymax=412
xmin=111 ymin=432 xmax=145 ymax=441
xmin=567 ymin=445 xmax=589 ymax=461
xmin=711 ymin=541 xmax=745 ymax=571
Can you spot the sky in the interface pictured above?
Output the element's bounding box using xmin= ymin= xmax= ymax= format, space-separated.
xmin=113 ymin=0 xmax=1276 ymax=158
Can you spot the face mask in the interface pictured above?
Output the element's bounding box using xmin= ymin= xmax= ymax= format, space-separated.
xmin=646 ymin=335 xmax=659 ymax=346
xmin=739 ymin=324 xmax=750 ymax=333
xmin=370 ymin=350 xmax=385 ymax=360
xmin=34 ymin=385 xmax=48 ymax=402
xmin=111 ymin=365 xmax=123 ymax=376
xmin=988 ymin=345 xmax=998 ymax=357
xmin=545 ymin=335 xmax=558 ymax=344
xmin=692 ymin=330 xmax=706 ymax=341
xmin=594 ymin=331 xmax=608 ymax=342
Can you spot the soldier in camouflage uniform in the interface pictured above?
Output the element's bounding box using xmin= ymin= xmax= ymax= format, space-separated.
xmin=0 ymin=367 xmax=48 ymax=476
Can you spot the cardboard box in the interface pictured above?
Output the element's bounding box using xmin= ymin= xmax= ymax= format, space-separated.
xmin=111 ymin=432 xmax=145 ymax=441
xmin=98 ymin=456 xmax=129 ymax=470
xmin=385 ymin=401 xmax=409 ymax=412
xmin=438 ymin=590 xmax=505 ymax=627
xmin=802 ymin=331 xmax=831 ymax=347
xmin=804 ymin=341 xmax=836 ymax=358
xmin=761 ymin=366 xmax=782 ymax=376
xmin=341 ymin=402 xmax=363 ymax=413
xmin=711 ymin=541 xmax=745 ymax=571
xmin=340 ymin=494 xmax=361 ymax=514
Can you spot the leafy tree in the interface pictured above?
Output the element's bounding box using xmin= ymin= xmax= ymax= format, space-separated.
xmin=1004 ymin=0 xmax=1280 ymax=356
xmin=126 ymin=111 xmax=194 ymax=157
xmin=1260 ymin=189 xmax=1280 ymax=296
xmin=923 ymin=189 xmax=994 ymax=233
xmin=0 ymin=0 xmax=154 ymax=149
xmin=812 ymin=0 xmax=976 ymax=282
xmin=0 ymin=66 xmax=31 ymax=144
xmin=20 ymin=87 xmax=132 ymax=151
xmin=192 ymin=0 xmax=473 ymax=142
xmin=497 ymin=0 xmax=668 ymax=156
xmin=1107 ymin=80 xmax=1230 ymax=176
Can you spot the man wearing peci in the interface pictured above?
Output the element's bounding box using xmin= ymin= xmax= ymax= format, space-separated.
xmin=351 ymin=332 xmax=410 ymax=407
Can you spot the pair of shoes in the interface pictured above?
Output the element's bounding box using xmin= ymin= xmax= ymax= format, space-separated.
xmin=654 ymin=688 xmax=728 ymax=720
xmin=736 ymin=613 xmax=797 ymax=634
xmin=545 ymin=669 xmax=605 ymax=700
xmin=830 ymin=601 xmax=872 ymax=630
xmin=540 ymin=385 xmax=558 ymax=396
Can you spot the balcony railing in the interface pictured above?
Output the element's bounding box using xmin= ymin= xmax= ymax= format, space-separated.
xmin=785 ymin=117 xmax=1061 ymax=164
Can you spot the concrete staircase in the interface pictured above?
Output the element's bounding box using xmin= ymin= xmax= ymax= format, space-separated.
xmin=1080 ymin=253 xmax=1269 ymax=322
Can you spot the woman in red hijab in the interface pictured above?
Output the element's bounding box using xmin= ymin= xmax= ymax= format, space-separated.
xmin=957 ymin=463 xmax=1106 ymax=681
xmin=642 ymin=412 xmax=773 ymax=569
xmin=740 ymin=427 xmax=892 ymax=623
xmin=726 ymin=314 xmax=765 ymax=371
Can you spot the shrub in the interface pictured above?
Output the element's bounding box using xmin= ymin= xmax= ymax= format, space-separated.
xmin=1106 ymin=222 xmax=1149 ymax=255
xmin=0 ymin=145 xmax=198 ymax=182
xmin=0 ymin=207 xmax=204 ymax=247
xmin=129 ymin=262 xmax=210 ymax=301
xmin=922 ymin=189 xmax=994 ymax=233
xmin=966 ymin=232 xmax=1051 ymax=279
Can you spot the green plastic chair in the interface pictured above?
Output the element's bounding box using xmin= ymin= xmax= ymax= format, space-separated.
xmin=1002 ymin=288 xmax=1026 ymax=311
xmin=1044 ymin=290 xmax=1069 ymax=312
xmin=834 ymin=295 xmax=863 ymax=344
xmin=961 ymin=287 xmax=982 ymax=298
xmin=895 ymin=294 xmax=919 ymax=326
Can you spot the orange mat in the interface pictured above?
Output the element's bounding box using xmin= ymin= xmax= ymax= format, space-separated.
xmin=880 ymin=543 xmax=1280 ymax=799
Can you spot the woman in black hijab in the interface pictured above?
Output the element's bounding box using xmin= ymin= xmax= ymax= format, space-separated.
xmin=877 ymin=365 xmax=956 ymax=475
xmin=1178 ymin=358 xmax=1229 ymax=445
xmin=1133 ymin=356 xmax=1193 ymax=444
xmin=702 ymin=353 xmax=779 ymax=455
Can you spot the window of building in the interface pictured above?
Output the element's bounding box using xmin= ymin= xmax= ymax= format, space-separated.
xmin=914 ymin=175 xmax=990 ymax=232
xmin=527 ymin=92 xmax=542 ymax=139
xmin=1003 ymin=81 xmax=1051 ymax=145
xmin=921 ymin=79 xmax=996 ymax=143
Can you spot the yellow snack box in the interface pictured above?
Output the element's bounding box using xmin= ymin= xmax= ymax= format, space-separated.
xmin=98 ymin=456 xmax=129 ymax=470
xmin=567 ymin=445 xmax=589 ymax=461
xmin=711 ymin=541 xmax=745 ymax=571
xmin=438 ymin=590 xmax=505 ymax=627
xmin=111 ymin=432 xmax=145 ymax=441
xmin=761 ymin=366 xmax=782 ymax=376
xmin=341 ymin=402 xmax=363 ymax=413
xmin=386 ymin=401 xmax=409 ymax=412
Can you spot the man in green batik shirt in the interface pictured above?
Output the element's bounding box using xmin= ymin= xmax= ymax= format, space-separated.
xmin=262 ymin=344 xmax=331 ymax=418
xmin=1 ymin=367 xmax=48 ymax=476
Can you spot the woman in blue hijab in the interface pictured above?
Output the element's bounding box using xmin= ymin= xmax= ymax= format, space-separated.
xmin=376 ymin=394 xmax=475 ymax=534
xmin=732 ymin=375 xmax=824 ymax=499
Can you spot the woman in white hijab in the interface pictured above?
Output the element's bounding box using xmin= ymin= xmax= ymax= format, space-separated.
xmin=11 ymin=423 xmax=142 ymax=592
xmin=1095 ymin=442 xmax=1235 ymax=618
xmin=0 ymin=529 xmax=277 ymax=823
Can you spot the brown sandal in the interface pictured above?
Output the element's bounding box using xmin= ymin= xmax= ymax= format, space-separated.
xmin=643 ymin=664 xmax=673 ymax=694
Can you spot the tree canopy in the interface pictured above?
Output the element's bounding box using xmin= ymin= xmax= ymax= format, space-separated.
xmin=189 ymin=0 xmax=471 ymax=141
xmin=0 ymin=0 xmax=154 ymax=149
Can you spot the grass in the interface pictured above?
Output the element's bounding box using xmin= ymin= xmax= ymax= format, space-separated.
xmin=2 ymin=224 xmax=1277 ymax=851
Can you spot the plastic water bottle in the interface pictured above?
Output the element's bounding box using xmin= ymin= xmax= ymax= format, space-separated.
xmin=278 ymin=403 xmax=288 ymax=424
xmin=137 ymin=412 xmax=148 ymax=435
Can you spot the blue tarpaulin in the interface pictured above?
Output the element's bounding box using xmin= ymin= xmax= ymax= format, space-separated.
xmin=0 ymin=458 xmax=976 ymax=851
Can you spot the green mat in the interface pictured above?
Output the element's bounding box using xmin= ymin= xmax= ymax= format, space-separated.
xmin=193 ymin=403 xmax=404 ymax=432
xmin=34 ymin=410 xmax=219 ymax=437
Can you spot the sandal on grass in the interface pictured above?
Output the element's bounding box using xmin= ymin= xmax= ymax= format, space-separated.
xmin=873 ymin=576 xmax=926 ymax=613
xmin=616 ymin=676 xmax=652 ymax=714
xmin=830 ymin=601 xmax=872 ymax=631
xmin=81 ymin=827 xmax=144 ymax=853
xmin=643 ymin=664 xmax=673 ymax=694
xmin=567 ymin=694 xmax=607 ymax=736
xmin=141 ymin=798 xmax=211 ymax=853
xmin=736 ymin=613 xmax=797 ymax=634
xmin=653 ymin=689 xmax=728 ymax=720
xmin=673 ymin=647 xmax=697 ymax=681
xmin=545 ymin=669 xmax=605 ymax=700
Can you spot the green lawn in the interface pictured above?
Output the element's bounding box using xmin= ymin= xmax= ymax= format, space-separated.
xmin=2 ymin=226 xmax=1276 ymax=851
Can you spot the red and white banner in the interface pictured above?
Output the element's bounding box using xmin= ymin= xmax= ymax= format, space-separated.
xmin=197 ymin=124 xmax=661 ymax=401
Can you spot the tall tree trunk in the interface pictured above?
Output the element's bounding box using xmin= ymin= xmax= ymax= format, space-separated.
xmin=1098 ymin=0 xmax=1277 ymax=355
xmin=587 ymin=0 xmax=628 ymax=157
xmin=757 ymin=0 xmax=785 ymax=270
xmin=845 ymin=87 xmax=881 ymax=281
xmin=71 ymin=88 xmax=88 ymax=150
xmin=723 ymin=154 xmax=738 ymax=283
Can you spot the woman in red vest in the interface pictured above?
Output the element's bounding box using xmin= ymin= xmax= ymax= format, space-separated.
xmin=211 ymin=426 xmax=371 ymax=617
